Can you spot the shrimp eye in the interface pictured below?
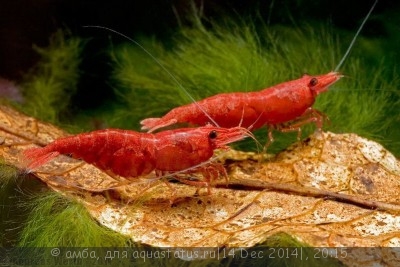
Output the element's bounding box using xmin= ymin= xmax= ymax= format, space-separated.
xmin=208 ymin=130 xmax=218 ymax=139
xmin=309 ymin=77 xmax=318 ymax=86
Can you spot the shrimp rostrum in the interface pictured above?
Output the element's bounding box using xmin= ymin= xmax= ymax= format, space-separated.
xmin=23 ymin=125 xmax=251 ymax=192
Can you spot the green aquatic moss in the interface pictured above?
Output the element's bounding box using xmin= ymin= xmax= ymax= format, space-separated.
xmin=0 ymin=161 xmax=19 ymax=188
xmin=111 ymin=17 xmax=399 ymax=155
xmin=18 ymin=192 xmax=130 ymax=247
xmin=1 ymin=165 xmax=127 ymax=248
xmin=20 ymin=30 xmax=85 ymax=124
xmin=0 ymin=163 xmax=20 ymax=246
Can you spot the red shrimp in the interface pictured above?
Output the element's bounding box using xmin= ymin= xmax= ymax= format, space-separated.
xmin=141 ymin=72 xmax=342 ymax=137
xmin=23 ymin=125 xmax=250 ymax=189
xmin=141 ymin=0 xmax=378 ymax=139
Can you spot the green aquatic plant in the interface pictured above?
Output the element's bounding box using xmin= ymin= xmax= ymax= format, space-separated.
xmin=0 ymin=163 xmax=20 ymax=246
xmin=0 ymin=161 xmax=19 ymax=188
xmin=110 ymin=16 xmax=399 ymax=155
xmin=18 ymin=192 xmax=130 ymax=247
xmin=0 ymin=165 xmax=129 ymax=248
xmin=20 ymin=30 xmax=85 ymax=124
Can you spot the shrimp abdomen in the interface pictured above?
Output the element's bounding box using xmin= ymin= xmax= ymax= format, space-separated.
xmin=23 ymin=129 xmax=157 ymax=178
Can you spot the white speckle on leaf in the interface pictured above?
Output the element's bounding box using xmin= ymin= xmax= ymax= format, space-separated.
xmin=358 ymin=138 xmax=400 ymax=175
xmin=354 ymin=213 xmax=400 ymax=236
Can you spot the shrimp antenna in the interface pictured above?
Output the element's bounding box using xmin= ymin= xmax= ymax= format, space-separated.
xmin=242 ymin=127 xmax=262 ymax=153
xmin=334 ymin=0 xmax=378 ymax=72
xmin=246 ymin=112 xmax=265 ymax=153
xmin=83 ymin=25 xmax=220 ymax=127
xmin=237 ymin=107 xmax=263 ymax=149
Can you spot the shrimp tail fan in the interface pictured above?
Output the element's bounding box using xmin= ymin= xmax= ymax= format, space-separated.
xmin=23 ymin=147 xmax=60 ymax=171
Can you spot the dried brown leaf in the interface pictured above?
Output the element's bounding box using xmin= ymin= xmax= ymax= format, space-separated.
xmin=1 ymin=104 xmax=400 ymax=266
